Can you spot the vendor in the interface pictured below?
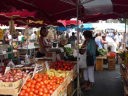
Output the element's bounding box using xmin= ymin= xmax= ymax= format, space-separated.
xmin=18 ymin=32 xmax=24 ymax=44
xmin=38 ymin=26 xmax=52 ymax=57
xmin=103 ymin=34 xmax=117 ymax=53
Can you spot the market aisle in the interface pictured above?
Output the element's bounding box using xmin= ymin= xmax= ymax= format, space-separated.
xmin=82 ymin=64 xmax=124 ymax=96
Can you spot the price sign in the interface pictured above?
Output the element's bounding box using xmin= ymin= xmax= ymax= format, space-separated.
xmin=32 ymin=63 xmax=44 ymax=78
xmin=4 ymin=67 xmax=10 ymax=75
xmin=45 ymin=61 xmax=50 ymax=71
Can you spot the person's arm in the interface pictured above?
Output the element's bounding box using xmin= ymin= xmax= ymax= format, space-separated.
xmin=81 ymin=40 xmax=86 ymax=48
xmin=101 ymin=37 xmax=107 ymax=44
xmin=42 ymin=38 xmax=51 ymax=47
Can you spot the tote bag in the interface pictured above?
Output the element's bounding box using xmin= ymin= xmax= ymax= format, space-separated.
xmin=78 ymin=52 xmax=87 ymax=69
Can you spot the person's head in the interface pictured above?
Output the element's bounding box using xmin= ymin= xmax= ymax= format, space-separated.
xmin=40 ymin=26 xmax=48 ymax=37
xmin=102 ymin=34 xmax=106 ymax=40
xmin=98 ymin=32 xmax=101 ymax=36
xmin=113 ymin=31 xmax=117 ymax=35
xmin=34 ymin=31 xmax=36 ymax=34
xmin=72 ymin=32 xmax=75 ymax=36
xmin=83 ymin=30 xmax=93 ymax=40
xmin=19 ymin=32 xmax=22 ymax=35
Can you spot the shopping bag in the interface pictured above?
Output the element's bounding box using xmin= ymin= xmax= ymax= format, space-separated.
xmin=78 ymin=52 xmax=87 ymax=69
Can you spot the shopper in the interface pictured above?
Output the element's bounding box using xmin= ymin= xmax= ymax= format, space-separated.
xmin=3 ymin=33 xmax=9 ymax=44
xmin=69 ymin=32 xmax=77 ymax=49
xmin=38 ymin=26 xmax=52 ymax=57
xmin=103 ymin=34 xmax=117 ymax=53
xmin=95 ymin=32 xmax=107 ymax=49
xmin=81 ymin=30 xmax=96 ymax=90
xmin=30 ymin=31 xmax=37 ymax=42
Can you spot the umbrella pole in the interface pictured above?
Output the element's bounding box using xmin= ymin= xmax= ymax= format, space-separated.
xmin=76 ymin=0 xmax=84 ymax=96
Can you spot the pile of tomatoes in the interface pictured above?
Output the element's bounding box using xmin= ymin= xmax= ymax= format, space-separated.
xmin=107 ymin=52 xmax=116 ymax=58
xmin=19 ymin=74 xmax=64 ymax=96
xmin=50 ymin=61 xmax=74 ymax=71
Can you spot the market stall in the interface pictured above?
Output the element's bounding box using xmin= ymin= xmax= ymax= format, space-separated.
xmin=0 ymin=60 xmax=77 ymax=96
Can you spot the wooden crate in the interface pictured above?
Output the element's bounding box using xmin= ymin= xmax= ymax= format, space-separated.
xmin=108 ymin=58 xmax=116 ymax=70
xmin=51 ymin=71 xmax=75 ymax=96
xmin=67 ymin=81 xmax=74 ymax=96
xmin=51 ymin=78 xmax=67 ymax=96
xmin=95 ymin=56 xmax=107 ymax=71
xmin=0 ymin=82 xmax=22 ymax=96
xmin=96 ymin=58 xmax=103 ymax=71
xmin=0 ymin=79 xmax=23 ymax=88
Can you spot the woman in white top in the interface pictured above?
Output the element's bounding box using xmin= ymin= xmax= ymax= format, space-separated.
xmin=18 ymin=32 xmax=23 ymax=42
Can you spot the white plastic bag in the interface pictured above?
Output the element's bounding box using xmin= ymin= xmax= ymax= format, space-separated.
xmin=78 ymin=52 xmax=87 ymax=69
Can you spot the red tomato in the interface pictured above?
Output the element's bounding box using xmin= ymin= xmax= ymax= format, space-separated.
xmin=35 ymin=85 xmax=40 ymax=90
xmin=22 ymin=85 xmax=27 ymax=90
xmin=49 ymin=89 xmax=54 ymax=94
xmin=25 ymin=88 xmax=31 ymax=92
xmin=43 ymin=88 xmax=48 ymax=94
xmin=33 ymin=90 xmax=38 ymax=94
xmin=19 ymin=90 xmax=25 ymax=96
xmin=26 ymin=82 xmax=31 ymax=88
xmin=39 ymin=91 xmax=43 ymax=95
xmin=24 ymin=93 xmax=29 ymax=96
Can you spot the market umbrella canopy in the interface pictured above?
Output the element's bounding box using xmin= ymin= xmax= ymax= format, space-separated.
xmin=1 ymin=0 xmax=128 ymax=23
xmin=0 ymin=0 xmax=84 ymax=22
xmin=82 ymin=13 xmax=119 ymax=22
xmin=0 ymin=9 xmax=36 ymax=19
xmin=81 ymin=0 xmax=128 ymax=22
xmin=57 ymin=19 xmax=82 ymax=26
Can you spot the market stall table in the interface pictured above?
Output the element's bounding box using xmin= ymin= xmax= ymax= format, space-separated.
xmin=95 ymin=55 xmax=107 ymax=71
xmin=18 ymin=46 xmax=39 ymax=58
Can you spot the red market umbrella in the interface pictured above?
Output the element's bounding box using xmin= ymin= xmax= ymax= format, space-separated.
xmin=1 ymin=0 xmax=128 ymax=24
xmin=3 ymin=0 xmax=84 ymax=22
xmin=58 ymin=19 xmax=82 ymax=26
xmin=0 ymin=9 xmax=36 ymax=19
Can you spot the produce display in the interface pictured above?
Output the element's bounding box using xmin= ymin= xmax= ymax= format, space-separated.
xmin=50 ymin=61 xmax=74 ymax=71
xmin=0 ymin=57 xmax=76 ymax=96
xmin=64 ymin=47 xmax=73 ymax=56
xmin=0 ymin=69 xmax=27 ymax=82
xmin=98 ymin=49 xmax=107 ymax=56
xmin=19 ymin=73 xmax=64 ymax=96
xmin=107 ymin=52 xmax=116 ymax=58
xmin=46 ymin=69 xmax=70 ymax=77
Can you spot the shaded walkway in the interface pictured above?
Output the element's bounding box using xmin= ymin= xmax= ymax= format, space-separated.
xmin=83 ymin=64 xmax=124 ymax=96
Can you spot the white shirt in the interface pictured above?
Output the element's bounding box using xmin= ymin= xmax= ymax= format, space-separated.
xmin=118 ymin=34 xmax=123 ymax=42
xmin=18 ymin=35 xmax=23 ymax=42
xmin=7 ymin=34 xmax=12 ymax=45
xmin=30 ymin=33 xmax=36 ymax=40
xmin=8 ymin=34 xmax=12 ymax=40
xmin=105 ymin=36 xmax=117 ymax=52
xmin=114 ymin=35 xmax=119 ymax=43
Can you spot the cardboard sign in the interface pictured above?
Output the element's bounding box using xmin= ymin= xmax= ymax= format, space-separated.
xmin=45 ymin=61 xmax=50 ymax=71
xmin=32 ymin=63 xmax=44 ymax=78
xmin=4 ymin=67 xmax=10 ymax=75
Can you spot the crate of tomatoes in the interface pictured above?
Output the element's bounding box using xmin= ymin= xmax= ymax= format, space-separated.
xmin=19 ymin=73 xmax=65 ymax=96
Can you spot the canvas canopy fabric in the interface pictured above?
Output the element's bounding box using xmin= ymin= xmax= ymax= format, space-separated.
xmin=0 ymin=0 xmax=128 ymax=23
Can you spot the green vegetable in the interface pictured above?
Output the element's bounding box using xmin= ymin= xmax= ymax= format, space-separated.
xmin=98 ymin=49 xmax=107 ymax=56
xmin=64 ymin=47 xmax=73 ymax=56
